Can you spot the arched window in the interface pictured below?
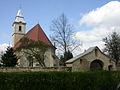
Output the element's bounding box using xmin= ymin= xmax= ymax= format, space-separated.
xmin=28 ymin=56 xmax=33 ymax=67
xmin=108 ymin=65 xmax=113 ymax=71
xmin=19 ymin=26 xmax=22 ymax=31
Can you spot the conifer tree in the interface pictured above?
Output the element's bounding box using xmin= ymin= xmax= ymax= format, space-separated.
xmin=64 ymin=50 xmax=73 ymax=62
xmin=1 ymin=47 xmax=18 ymax=67
xmin=60 ymin=50 xmax=73 ymax=66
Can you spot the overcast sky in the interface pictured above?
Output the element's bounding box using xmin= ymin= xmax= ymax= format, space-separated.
xmin=0 ymin=0 xmax=119 ymax=55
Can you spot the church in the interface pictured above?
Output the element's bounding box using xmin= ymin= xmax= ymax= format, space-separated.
xmin=12 ymin=9 xmax=59 ymax=67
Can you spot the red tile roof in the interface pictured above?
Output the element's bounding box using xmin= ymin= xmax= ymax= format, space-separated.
xmin=14 ymin=24 xmax=54 ymax=49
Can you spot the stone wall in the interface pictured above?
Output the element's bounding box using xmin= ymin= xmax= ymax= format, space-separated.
xmin=0 ymin=67 xmax=72 ymax=72
xmin=72 ymin=48 xmax=116 ymax=72
xmin=117 ymin=64 xmax=120 ymax=70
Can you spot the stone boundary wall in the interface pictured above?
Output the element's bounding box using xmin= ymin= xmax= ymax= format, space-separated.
xmin=0 ymin=66 xmax=119 ymax=72
xmin=0 ymin=67 xmax=72 ymax=72
xmin=117 ymin=64 xmax=120 ymax=71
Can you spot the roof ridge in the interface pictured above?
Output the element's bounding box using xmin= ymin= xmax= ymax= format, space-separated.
xmin=37 ymin=24 xmax=53 ymax=46
xmin=66 ymin=46 xmax=98 ymax=63
xmin=24 ymin=24 xmax=37 ymax=36
xmin=37 ymin=24 xmax=39 ymax=41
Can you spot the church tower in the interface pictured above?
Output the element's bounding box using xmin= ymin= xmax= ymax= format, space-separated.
xmin=12 ymin=9 xmax=26 ymax=47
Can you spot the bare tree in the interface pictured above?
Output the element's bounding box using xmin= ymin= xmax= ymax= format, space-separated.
xmin=15 ymin=38 xmax=48 ymax=67
xmin=50 ymin=14 xmax=81 ymax=55
xmin=103 ymin=32 xmax=120 ymax=64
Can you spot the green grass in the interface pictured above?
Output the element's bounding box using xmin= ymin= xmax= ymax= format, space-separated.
xmin=0 ymin=71 xmax=119 ymax=90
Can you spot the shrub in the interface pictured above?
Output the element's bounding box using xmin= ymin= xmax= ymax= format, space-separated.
xmin=0 ymin=71 xmax=119 ymax=90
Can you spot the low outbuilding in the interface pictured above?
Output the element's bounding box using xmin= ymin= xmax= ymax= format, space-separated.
xmin=66 ymin=46 xmax=116 ymax=72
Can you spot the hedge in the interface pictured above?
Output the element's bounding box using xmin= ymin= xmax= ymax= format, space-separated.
xmin=0 ymin=71 xmax=119 ymax=90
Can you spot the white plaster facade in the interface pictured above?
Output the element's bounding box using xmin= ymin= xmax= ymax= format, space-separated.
xmin=16 ymin=47 xmax=59 ymax=67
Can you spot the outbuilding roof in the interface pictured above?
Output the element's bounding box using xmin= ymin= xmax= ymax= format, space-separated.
xmin=66 ymin=46 xmax=99 ymax=63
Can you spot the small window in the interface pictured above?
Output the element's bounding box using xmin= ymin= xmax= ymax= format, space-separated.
xmin=19 ymin=26 xmax=22 ymax=31
xmin=80 ymin=59 xmax=82 ymax=64
xmin=108 ymin=65 xmax=113 ymax=71
xmin=95 ymin=48 xmax=98 ymax=57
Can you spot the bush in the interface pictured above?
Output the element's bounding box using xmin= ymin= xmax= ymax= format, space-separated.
xmin=0 ymin=71 xmax=119 ymax=90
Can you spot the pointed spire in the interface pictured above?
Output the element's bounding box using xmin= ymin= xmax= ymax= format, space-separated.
xmin=14 ymin=9 xmax=26 ymax=23
xmin=17 ymin=9 xmax=23 ymax=17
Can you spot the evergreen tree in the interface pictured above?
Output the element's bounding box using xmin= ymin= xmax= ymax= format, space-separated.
xmin=64 ymin=50 xmax=73 ymax=62
xmin=1 ymin=47 xmax=18 ymax=67
xmin=60 ymin=50 xmax=73 ymax=66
